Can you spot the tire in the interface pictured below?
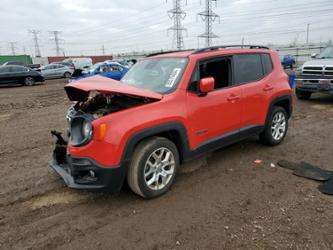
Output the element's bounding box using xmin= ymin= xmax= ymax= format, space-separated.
xmin=64 ymin=72 xmax=71 ymax=78
xmin=127 ymin=136 xmax=179 ymax=198
xmin=260 ymin=106 xmax=288 ymax=146
xmin=295 ymin=88 xmax=312 ymax=100
xmin=24 ymin=77 xmax=35 ymax=86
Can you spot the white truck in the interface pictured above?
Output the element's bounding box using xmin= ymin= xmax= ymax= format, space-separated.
xmin=63 ymin=58 xmax=92 ymax=70
xmin=295 ymin=46 xmax=333 ymax=99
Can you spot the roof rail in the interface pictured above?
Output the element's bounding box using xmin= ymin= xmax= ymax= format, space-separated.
xmin=146 ymin=49 xmax=193 ymax=57
xmin=192 ymin=45 xmax=269 ymax=54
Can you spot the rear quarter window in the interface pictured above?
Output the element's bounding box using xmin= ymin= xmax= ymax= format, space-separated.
xmin=261 ymin=53 xmax=273 ymax=75
xmin=233 ymin=54 xmax=263 ymax=84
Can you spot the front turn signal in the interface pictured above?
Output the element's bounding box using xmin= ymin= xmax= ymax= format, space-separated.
xmin=98 ymin=123 xmax=107 ymax=140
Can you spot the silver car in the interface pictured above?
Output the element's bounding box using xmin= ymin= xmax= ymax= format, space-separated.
xmin=39 ymin=64 xmax=74 ymax=79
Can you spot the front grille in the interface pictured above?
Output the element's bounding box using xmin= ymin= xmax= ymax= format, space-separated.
xmin=326 ymin=67 xmax=333 ymax=70
xmin=304 ymin=66 xmax=323 ymax=70
xmin=303 ymin=66 xmax=323 ymax=75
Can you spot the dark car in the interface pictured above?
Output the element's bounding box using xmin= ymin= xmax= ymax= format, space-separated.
xmin=0 ymin=65 xmax=44 ymax=86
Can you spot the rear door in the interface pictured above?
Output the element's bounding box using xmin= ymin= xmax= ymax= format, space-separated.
xmin=186 ymin=56 xmax=242 ymax=148
xmin=234 ymin=53 xmax=273 ymax=127
xmin=0 ymin=67 xmax=13 ymax=83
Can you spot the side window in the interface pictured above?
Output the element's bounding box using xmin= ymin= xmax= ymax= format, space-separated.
xmin=199 ymin=57 xmax=231 ymax=90
xmin=11 ymin=66 xmax=26 ymax=72
xmin=261 ymin=53 xmax=273 ymax=75
xmin=233 ymin=54 xmax=263 ymax=84
xmin=0 ymin=67 xmax=10 ymax=73
xmin=111 ymin=65 xmax=122 ymax=72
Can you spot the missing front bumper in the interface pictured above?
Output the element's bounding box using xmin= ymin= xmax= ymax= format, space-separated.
xmin=50 ymin=131 xmax=126 ymax=193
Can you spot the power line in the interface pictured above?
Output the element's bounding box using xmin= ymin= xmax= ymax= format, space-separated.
xmin=167 ymin=0 xmax=187 ymax=50
xmin=49 ymin=31 xmax=64 ymax=56
xmin=197 ymin=0 xmax=220 ymax=47
xmin=28 ymin=30 xmax=41 ymax=57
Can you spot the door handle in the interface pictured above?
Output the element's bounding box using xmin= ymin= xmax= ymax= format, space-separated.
xmin=263 ymin=85 xmax=274 ymax=91
xmin=227 ymin=94 xmax=240 ymax=102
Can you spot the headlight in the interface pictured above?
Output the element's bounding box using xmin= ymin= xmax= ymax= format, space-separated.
xmin=82 ymin=120 xmax=93 ymax=139
xmin=70 ymin=116 xmax=93 ymax=146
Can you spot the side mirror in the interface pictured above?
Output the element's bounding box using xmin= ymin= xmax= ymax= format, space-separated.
xmin=311 ymin=53 xmax=318 ymax=58
xmin=199 ymin=77 xmax=215 ymax=94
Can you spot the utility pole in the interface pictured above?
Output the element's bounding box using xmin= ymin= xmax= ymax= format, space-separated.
xmin=29 ymin=30 xmax=41 ymax=57
xmin=198 ymin=0 xmax=220 ymax=47
xmin=49 ymin=31 xmax=64 ymax=56
xmin=306 ymin=23 xmax=310 ymax=45
xmin=102 ymin=44 xmax=105 ymax=55
xmin=241 ymin=37 xmax=244 ymax=47
xmin=167 ymin=0 xmax=187 ymax=50
xmin=9 ymin=42 xmax=17 ymax=55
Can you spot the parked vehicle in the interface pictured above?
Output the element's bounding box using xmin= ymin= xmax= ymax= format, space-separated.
xmin=0 ymin=65 xmax=44 ymax=86
xmin=51 ymin=61 xmax=75 ymax=70
xmin=280 ymin=54 xmax=296 ymax=69
xmin=63 ymin=58 xmax=92 ymax=70
xmin=295 ymin=46 xmax=333 ymax=99
xmin=69 ymin=62 xmax=128 ymax=82
xmin=39 ymin=64 xmax=74 ymax=79
xmin=50 ymin=45 xmax=293 ymax=198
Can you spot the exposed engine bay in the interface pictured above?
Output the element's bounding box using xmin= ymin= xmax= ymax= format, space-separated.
xmin=68 ymin=92 xmax=156 ymax=120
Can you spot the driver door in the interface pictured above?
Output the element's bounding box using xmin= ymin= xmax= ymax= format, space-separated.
xmin=186 ymin=57 xmax=242 ymax=148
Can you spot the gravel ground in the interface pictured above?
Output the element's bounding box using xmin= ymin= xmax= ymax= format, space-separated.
xmin=0 ymin=79 xmax=333 ymax=250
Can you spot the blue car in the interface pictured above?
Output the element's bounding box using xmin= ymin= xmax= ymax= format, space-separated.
xmin=281 ymin=54 xmax=296 ymax=69
xmin=70 ymin=62 xmax=128 ymax=82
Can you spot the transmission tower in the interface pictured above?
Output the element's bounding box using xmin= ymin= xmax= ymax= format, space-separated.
xmin=102 ymin=44 xmax=105 ymax=55
xmin=167 ymin=0 xmax=187 ymax=50
xmin=197 ymin=0 xmax=220 ymax=47
xmin=29 ymin=30 xmax=41 ymax=57
xmin=49 ymin=31 xmax=64 ymax=56
xmin=9 ymin=42 xmax=17 ymax=55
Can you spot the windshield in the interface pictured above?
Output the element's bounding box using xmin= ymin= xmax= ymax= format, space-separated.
xmin=121 ymin=58 xmax=188 ymax=94
xmin=318 ymin=46 xmax=333 ymax=59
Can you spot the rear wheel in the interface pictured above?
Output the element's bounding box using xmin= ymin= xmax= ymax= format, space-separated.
xmin=24 ymin=77 xmax=35 ymax=86
xmin=127 ymin=137 xmax=179 ymax=198
xmin=260 ymin=106 xmax=288 ymax=146
xmin=296 ymin=88 xmax=312 ymax=100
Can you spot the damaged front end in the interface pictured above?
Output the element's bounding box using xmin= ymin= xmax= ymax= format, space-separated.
xmin=49 ymin=75 xmax=163 ymax=191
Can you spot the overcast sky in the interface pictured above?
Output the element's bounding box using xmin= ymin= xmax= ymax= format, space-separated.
xmin=0 ymin=0 xmax=332 ymax=57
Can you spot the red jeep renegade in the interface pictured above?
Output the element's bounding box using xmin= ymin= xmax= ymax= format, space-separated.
xmin=50 ymin=45 xmax=293 ymax=198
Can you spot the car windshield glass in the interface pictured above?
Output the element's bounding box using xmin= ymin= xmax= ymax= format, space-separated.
xmin=318 ymin=46 xmax=333 ymax=59
xmin=121 ymin=58 xmax=188 ymax=94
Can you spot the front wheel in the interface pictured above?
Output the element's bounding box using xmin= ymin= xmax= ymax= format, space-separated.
xmin=63 ymin=72 xmax=71 ymax=78
xmin=127 ymin=137 xmax=179 ymax=198
xmin=260 ymin=106 xmax=288 ymax=146
xmin=296 ymin=88 xmax=312 ymax=100
xmin=24 ymin=77 xmax=35 ymax=86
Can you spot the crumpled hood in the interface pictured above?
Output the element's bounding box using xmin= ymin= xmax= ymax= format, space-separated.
xmin=303 ymin=59 xmax=333 ymax=67
xmin=65 ymin=75 xmax=163 ymax=101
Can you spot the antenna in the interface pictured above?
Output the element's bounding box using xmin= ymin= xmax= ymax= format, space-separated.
xmin=197 ymin=0 xmax=220 ymax=47
xmin=49 ymin=31 xmax=64 ymax=56
xmin=167 ymin=0 xmax=187 ymax=50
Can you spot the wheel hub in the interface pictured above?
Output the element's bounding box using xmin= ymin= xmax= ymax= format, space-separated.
xmin=144 ymin=147 xmax=175 ymax=191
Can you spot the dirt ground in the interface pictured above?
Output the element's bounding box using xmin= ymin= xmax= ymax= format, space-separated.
xmin=0 ymin=79 xmax=333 ymax=250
